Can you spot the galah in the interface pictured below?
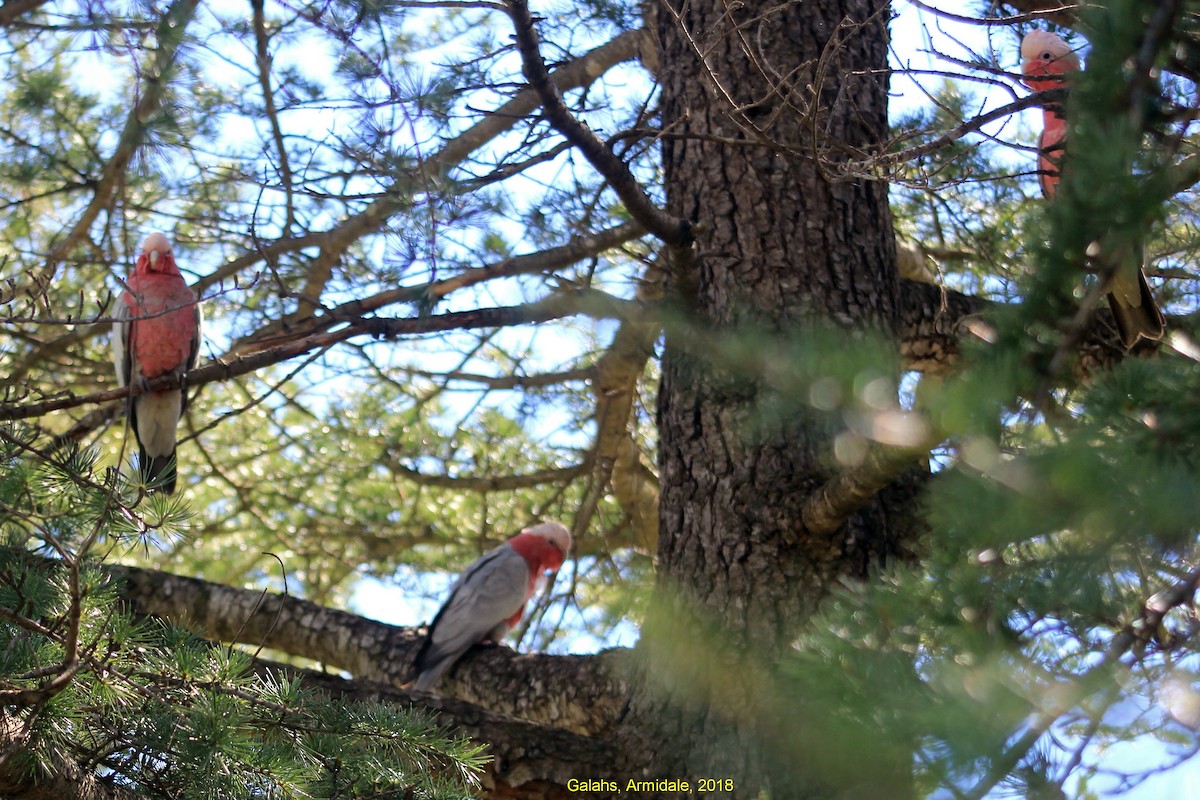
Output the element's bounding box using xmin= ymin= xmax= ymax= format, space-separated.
xmin=112 ymin=232 xmax=202 ymax=494
xmin=412 ymin=521 xmax=572 ymax=692
xmin=1021 ymin=29 xmax=1165 ymax=348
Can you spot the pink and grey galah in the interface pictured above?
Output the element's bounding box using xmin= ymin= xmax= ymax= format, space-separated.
xmin=112 ymin=232 xmax=203 ymax=494
xmin=412 ymin=521 xmax=572 ymax=692
xmin=1021 ymin=29 xmax=1165 ymax=349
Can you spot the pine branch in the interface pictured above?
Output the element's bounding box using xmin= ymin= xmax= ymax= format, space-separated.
xmin=4 ymin=279 xmax=1151 ymax=432
xmin=961 ymin=563 xmax=1200 ymax=800
xmin=0 ymin=713 xmax=143 ymax=800
xmin=5 ymin=28 xmax=651 ymax=381
xmin=196 ymin=28 xmax=651 ymax=295
xmin=252 ymin=658 xmax=621 ymax=793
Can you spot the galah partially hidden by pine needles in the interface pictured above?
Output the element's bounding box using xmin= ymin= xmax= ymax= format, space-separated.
xmin=412 ymin=522 xmax=573 ymax=692
xmin=112 ymin=232 xmax=203 ymax=494
xmin=1021 ymin=29 xmax=1165 ymax=349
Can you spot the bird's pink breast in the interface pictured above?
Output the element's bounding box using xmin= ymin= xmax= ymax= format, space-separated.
xmin=508 ymin=533 xmax=566 ymax=606
xmin=124 ymin=273 xmax=196 ymax=379
xmin=1039 ymin=115 xmax=1067 ymax=199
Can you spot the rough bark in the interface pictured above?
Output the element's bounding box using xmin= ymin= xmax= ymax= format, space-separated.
xmin=626 ymin=0 xmax=922 ymax=795
xmin=109 ymin=564 xmax=631 ymax=737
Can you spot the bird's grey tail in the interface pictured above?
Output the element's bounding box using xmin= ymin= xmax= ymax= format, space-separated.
xmin=413 ymin=658 xmax=453 ymax=692
xmin=140 ymin=450 xmax=178 ymax=495
xmin=1109 ymin=271 xmax=1165 ymax=350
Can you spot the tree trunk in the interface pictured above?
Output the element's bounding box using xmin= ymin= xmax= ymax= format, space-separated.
xmin=624 ymin=1 xmax=921 ymax=796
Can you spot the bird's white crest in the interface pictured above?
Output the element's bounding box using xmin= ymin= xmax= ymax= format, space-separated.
xmin=522 ymin=521 xmax=572 ymax=555
xmin=1021 ymin=30 xmax=1073 ymax=63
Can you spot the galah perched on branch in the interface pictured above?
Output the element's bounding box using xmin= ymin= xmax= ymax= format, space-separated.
xmin=112 ymin=232 xmax=203 ymax=494
xmin=412 ymin=522 xmax=573 ymax=692
xmin=1021 ymin=29 xmax=1165 ymax=349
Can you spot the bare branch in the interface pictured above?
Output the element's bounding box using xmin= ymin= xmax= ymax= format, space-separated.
xmin=0 ymin=290 xmax=645 ymax=422
xmin=504 ymin=0 xmax=690 ymax=246
xmin=577 ymin=257 xmax=665 ymax=544
xmin=234 ymin=220 xmax=646 ymax=353
xmin=14 ymin=0 xmax=202 ymax=302
xmin=797 ymin=441 xmax=931 ymax=543
xmin=197 ymin=28 xmax=652 ymax=296
xmin=250 ymin=0 xmax=296 ymax=232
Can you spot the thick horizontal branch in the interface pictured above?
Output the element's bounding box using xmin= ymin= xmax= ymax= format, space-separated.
xmin=4 ymin=280 xmax=1146 ymax=426
xmin=898 ymin=279 xmax=985 ymax=374
xmin=0 ymin=290 xmax=644 ymax=422
xmin=398 ymin=364 xmax=595 ymax=389
xmin=0 ymin=547 xmax=625 ymax=798
xmin=109 ymin=563 xmax=632 ymax=737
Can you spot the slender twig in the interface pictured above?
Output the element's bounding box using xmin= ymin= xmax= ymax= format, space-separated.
xmin=250 ymin=0 xmax=297 ymax=233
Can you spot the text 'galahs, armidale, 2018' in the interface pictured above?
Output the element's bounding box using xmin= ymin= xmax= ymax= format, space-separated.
xmin=112 ymin=232 xmax=203 ymax=494
xmin=412 ymin=522 xmax=573 ymax=692
xmin=1021 ymin=29 xmax=1165 ymax=349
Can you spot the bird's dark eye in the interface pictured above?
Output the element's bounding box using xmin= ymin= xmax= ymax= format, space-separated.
xmin=1042 ymin=52 xmax=1052 ymax=59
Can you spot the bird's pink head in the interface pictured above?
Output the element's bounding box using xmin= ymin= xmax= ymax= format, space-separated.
xmin=522 ymin=521 xmax=572 ymax=559
xmin=135 ymin=232 xmax=179 ymax=275
xmin=1021 ymin=30 xmax=1080 ymax=92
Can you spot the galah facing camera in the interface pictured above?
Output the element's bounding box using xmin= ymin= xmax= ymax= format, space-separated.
xmin=412 ymin=522 xmax=572 ymax=692
xmin=112 ymin=232 xmax=203 ymax=494
xmin=1020 ymin=29 xmax=1164 ymax=349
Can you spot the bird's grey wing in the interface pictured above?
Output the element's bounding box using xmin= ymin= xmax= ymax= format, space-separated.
xmin=415 ymin=546 xmax=529 ymax=678
xmin=182 ymin=300 xmax=203 ymax=415
xmin=112 ymin=300 xmax=132 ymax=389
xmin=189 ymin=301 xmax=204 ymax=370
